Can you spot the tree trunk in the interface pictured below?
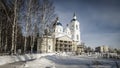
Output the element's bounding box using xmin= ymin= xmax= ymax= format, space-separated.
xmin=0 ymin=21 xmax=2 ymax=52
xmin=14 ymin=23 xmax=18 ymax=54
xmin=4 ymin=30 xmax=7 ymax=53
xmin=11 ymin=0 xmax=17 ymax=54
xmin=24 ymin=0 xmax=32 ymax=53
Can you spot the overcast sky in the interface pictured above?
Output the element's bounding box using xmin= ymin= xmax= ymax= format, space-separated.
xmin=53 ymin=0 xmax=120 ymax=48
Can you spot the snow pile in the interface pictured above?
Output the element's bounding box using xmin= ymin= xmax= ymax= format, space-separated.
xmin=22 ymin=57 xmax=55 ymax=68
xmin=55 ymin=52 xmax=69 ymax=56
xmin=0 ymin=56 xmax=14 ymax=65
xmin=76 ymin=54 xmax=99 ymax=59
xmin=34 ymin=53 xmax=55 ymax=59
xmin=0 ymin=54 xmax=34 ymax=65
xmin=0 ymin=53 xmax=55 ymax=66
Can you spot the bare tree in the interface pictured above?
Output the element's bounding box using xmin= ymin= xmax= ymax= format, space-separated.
xmin=19 ymin=0 xmax=56 ymax=53
xmin=0 ymin=0 xmax=23 ymax=54
xmin=39 ymin=0 xmax=56 ymax=36
xmin=0 ymin=0 xmax=13 ymax=53
xmin=11 ymin=0 xmax=18 ymax=54
xmin=11 ymin=0 xmax=22 ymax=54
xmin=0 ymin=2 xmax=1 ymax=50
xmin=37 ymin=0 xmax=56 ymax=53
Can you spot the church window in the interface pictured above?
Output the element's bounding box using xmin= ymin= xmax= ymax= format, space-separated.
xmin=49 ymin=45 xmax=50 ymax=50
xmin=72 ymin=25 xmax=74 ymax=29
xmin=60 ymin=29 xmax=61 ymax=32
xmin=60 ymin=40 xmax=63 ymax=42
xmin=77 ymin=35 xmax=79 ymax=40
xmin=76 ymin=25 xmax=78 ymax=30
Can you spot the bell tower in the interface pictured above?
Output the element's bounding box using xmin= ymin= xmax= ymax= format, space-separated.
xmin=69 ymin=13 xmax=81 ymax=44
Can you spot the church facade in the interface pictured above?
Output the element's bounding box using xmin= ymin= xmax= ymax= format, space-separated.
xmin=37 ymin=13 xmax=84 ymax=54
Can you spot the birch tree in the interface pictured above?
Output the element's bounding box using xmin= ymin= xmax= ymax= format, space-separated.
xmin=0 ymin=0 xmax=23 ymax=54
xmin=19 ymin=0 xmax=55 ymax=53
xmin=0 ymin=0 xmax=13 ymax=53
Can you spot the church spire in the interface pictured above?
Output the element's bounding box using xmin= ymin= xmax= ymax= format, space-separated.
xmin=73 ymin=12 xmax=77 ymax=20
xmin=56 ymin=17 xmax=59 ymax=22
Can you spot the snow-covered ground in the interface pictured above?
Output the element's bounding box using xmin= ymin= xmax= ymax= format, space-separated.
xmin=44 ymin=55 xmax=120 ymax=68
xmin=21 ymin=57 xmax=55 ymax=68
xmin=0 ymin=53 xmax=55 ymax=66
xmin=0 ymin=53 xmax=120 ymax=68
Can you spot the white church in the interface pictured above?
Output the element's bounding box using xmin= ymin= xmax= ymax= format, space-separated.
xmin=37 ymin=13 xmax=84 ymax=54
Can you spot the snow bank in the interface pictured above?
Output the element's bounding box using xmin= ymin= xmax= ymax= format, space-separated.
xmin=0 ymin=53 xmax=55 ymax=66
xmin=0 ymin=54 xmax=34 ymax=65
xmin=23 ymin=57 xmax=55 ymax=68
xmin=55 ymin=52 xmax=71 ymax=56
xmin=34 ymin=53 xmax=55 ymax=59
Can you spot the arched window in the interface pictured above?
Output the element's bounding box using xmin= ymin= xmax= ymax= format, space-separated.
xmin=49 ymin=45 xmax=50 ymax=50
xmin=77 ymin=35 xmax=79 ymax=40
xmin=76 ymin=25 xmax=78 ymax=30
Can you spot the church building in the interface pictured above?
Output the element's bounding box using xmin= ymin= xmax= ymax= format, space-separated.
xmin=37 ymin=13 xmax=84 ymax=54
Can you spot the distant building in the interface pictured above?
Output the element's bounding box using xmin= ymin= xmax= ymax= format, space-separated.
xmin=37 ymin=13 xmax=84 ymax=53
xmin=95 ymin=45 xmax=109 ymax=53
xmin=76 ymin=43 xmax=85 ymax=55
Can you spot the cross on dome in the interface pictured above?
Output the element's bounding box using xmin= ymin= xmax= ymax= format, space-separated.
xmin=73 ymin=12 xmax=77 ymax=20
xmin=53 ymin=17 xmax=62 ymax=26
xmin=56 ymin=17 xmax=60 ymax=22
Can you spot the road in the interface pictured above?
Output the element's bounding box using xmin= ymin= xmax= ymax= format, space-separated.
xmin=45 ymin=55 xmax=120 ymax=68
xmin=0 ymin=55 xmax=120 ymax=68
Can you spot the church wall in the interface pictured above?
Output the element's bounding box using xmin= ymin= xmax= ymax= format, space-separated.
xmin=37 ymin=36 xmax=54 ymax=53
xmin=37 ymin=14 xmax=83 ymax=54
xmin=55 ymin=39 xmax=72 ymax=52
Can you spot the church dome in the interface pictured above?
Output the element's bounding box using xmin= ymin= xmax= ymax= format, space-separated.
xmin=56 ymin=22 xmax=62 ymax=26
xmin=52 ymin=17 xmax=63 ymax=33
xmin=71 ymin=19 xmax=76 ymax=21
xmin=65 ymin=27 xmax=71 ymax=34
xmin=53 ymin=21 xmax=62 ymax=26
xmin=53 ymin=18 xmax=62 ymax=27
xmin=64 ymin=24 xmax=71 ymax=36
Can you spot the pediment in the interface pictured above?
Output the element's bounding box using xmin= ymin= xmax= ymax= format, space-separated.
xmin=56 ymin=35 xmax=72 ymax=41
